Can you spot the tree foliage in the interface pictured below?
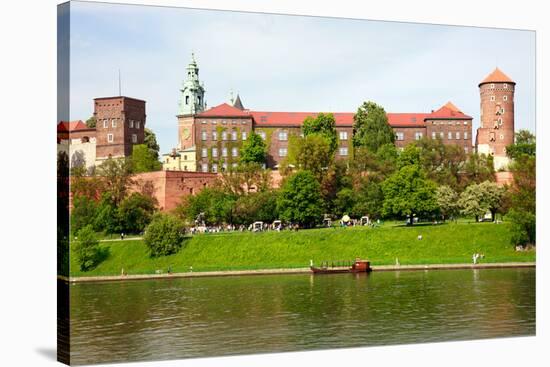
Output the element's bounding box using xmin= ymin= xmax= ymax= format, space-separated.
xmin=436 ymin=185 xmax=459 ymax=221
xmin=277 ymin=171 xmax=323 ymax=226
xmin=96 ymin=158 xmax=134 ymax=205
xmin=240 ymin=132 xmax=267 ymax=164
xmin=233 ymin=190 xmax=279 ymax=225
xmin=352 ymin=101 xmax=395 ymax=152
xmin=85 ymin=116 xmax=96 ymax=128
xmin=118 ymin=192 xmax=158 ymax=233
xmin=302 ymin=113 xmax=338 ymax=154
xmin=74 ymin=225 xmax=102 ymax=271
xmin=176 ymin=187 xmax=236 ymax=225
xmin=382 ymin=165 xmax=438 ymax=224
xmin=144 ymin=214 xmax=186 ymax=257
xmin=144 ymin=128 xmax=161 ymax=161
xmin=287 ymin=134 xmax=333 ymax=182
xmin=506 ymin=129 xmax=536 ymax=159
xmin=132 ymin=144 xmax=162 ymax=173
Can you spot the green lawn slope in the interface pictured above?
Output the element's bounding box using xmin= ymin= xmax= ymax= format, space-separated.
xmin=69 ymin=222 xmax=535 ymax=277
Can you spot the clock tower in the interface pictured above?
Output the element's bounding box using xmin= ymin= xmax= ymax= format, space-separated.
xmin=177 ymin=53 xmax=206 ymax=150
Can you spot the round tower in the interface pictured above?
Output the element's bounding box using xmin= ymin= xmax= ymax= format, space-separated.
xmin=476 ymin=67 xmax=515 ymax=170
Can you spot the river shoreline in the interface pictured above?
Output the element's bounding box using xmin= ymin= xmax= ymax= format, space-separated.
xmin=59 ymin=262 xmax=536 ymax=283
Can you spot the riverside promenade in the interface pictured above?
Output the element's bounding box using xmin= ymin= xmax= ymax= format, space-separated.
xmin=59 ymin=262 xmax=536 ymax=283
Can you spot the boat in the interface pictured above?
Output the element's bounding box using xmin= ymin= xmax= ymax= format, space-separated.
xmin=310 ymin=258 xmax=372 ymax=274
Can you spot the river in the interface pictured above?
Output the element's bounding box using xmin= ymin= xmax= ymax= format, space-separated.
xmin=68 ymin=268 xmax=535 ymax=365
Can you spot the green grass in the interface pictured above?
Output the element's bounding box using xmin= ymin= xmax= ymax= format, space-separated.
xmin=69 ymin=222 xmax=535 ymax=277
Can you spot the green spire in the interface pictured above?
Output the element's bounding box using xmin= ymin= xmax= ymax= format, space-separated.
xmin=178 ymin=53 xmax=205 ymax=115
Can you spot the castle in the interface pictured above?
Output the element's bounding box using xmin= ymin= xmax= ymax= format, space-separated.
xmin=57 ymin=54 xmax=516 ymax=210
xmin=163 ymin=55 xmax=514 ymax=173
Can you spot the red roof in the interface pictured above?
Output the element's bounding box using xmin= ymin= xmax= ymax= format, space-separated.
xmin=479 ymin=67 xmax=515 ymax=86
xmin=57 ymin=120 xmax=91 ymax=132
xmin=200 ymin=102 xmax=471 ymax=128
xmin=197 ymin=103 xmax=251 ymax=117
xmin=425 ymin=102 xmax=472 ymax=120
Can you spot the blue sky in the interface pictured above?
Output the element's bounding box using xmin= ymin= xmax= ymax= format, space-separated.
xmin=64 ymin=1 xmax=536 ymax=155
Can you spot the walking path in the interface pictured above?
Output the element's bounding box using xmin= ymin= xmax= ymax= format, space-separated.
xmin=58 ymin=262 xmax=535 ymax=283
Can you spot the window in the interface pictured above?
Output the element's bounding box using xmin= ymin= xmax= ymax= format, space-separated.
xmin=455 ymin=132 xmax=460 ymax=140
xmin=129 ymin=120 xmax=134 ymax=128
xmin=201 ymin=148 xmax=207 ymax=158
xmin=339 ymin=131 xmax=348 ymax=140
xmin=259 ymin=131 xmax=266 ymax=140
xmin=395 ymin=132 xmax=404 ymax=141
xmin=136 ymin=121 xmax=141 ymax=129
xmin=112 ymin=119 xmax=117 ymax=128
xmin=201 ymin=120 xmax=207 ymax=124
xmin=503 ymin=96 xmax=508 ymax=101
xmin=464 ymin=121 xmax=468 ymax=125
xmin=500 ymin=134 xmax=505 ymax=140
xmin=490 ymin=96 xmax=495 ymax=101
xmin=107 ymin=133 xmax=114 ymax=143
xmin=212 ymin=164 xmax=218 ymax=173
xmin=222 ymin=131 xmax=228 ymax=141
xmin=503 ymin=83 xmax=508 ymax=89
xmin=232 ymin=120 xmax=237 ymax=125
xmin=501 ymin=108 xmax=505 ymax=115
xmin=498 ymin=118 xmax=503 ymax=126
xmin=132 ymin=134 xmax=137 ymax=143
xmin=415 ymin=132 xmax=423 ymax=140
xmin=231 ymin=130 xmax=238 ymax=141
xmin=440 ymin=132 xmax=444 ymax=139
xmin=103 ymin=120 xmax=108 ymax=128
xmin=212 ymin=120 xmax=217 ymax=125
xmin=432 ymin=132 xmax=436 ymax=139
xmin=278 ymin=131 xmax=288 ymax=141
xmin=222 ymin=147 xmax=228 ymax=157
xmin=222 ymin=120 xmax=227 ymax=125
xmin=212 ymin=131 xmax=217 ymax=141
xmin=339 ymin=147 xmax=348 ymax=156
xmin=464 ymin=132 xmax=468 ymax=140
xmin=185 ymin=96 xmax=189 ymax=105
xmin=201 ymin=163 xmax=208 ymax=172
xmin=448 ymin=132 xmax=453 ymax=140
xmin=232 ymin=147 xmax=238 ymax=157
xmin=464 ymin=147 xmax=469 ymax=153
xmin=212 ymin=147 xmax=218 ymax=158
xmin=201 ymin=131 xmax=207 ymax=141
xmin=490 ymin=83 xmax=495 ymax=89
xmin=222 ymin=163 xmax=228 ymax=172
xmin=278 ymin=148 xmax=288 ymax=157
xmin=242 ymin=131 xmax=248 ymax=140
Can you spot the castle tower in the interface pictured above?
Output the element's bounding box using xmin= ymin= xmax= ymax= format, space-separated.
xmin=177 ymin=53 xmax=205 ymax=150
xmin=475 ymin=67 xmax=515 ymax=170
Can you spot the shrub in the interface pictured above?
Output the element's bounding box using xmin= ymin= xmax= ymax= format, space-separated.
xmin=74 ymin=225 xmax=102 ymax=271
xmin=144 ymin=214 xmax=186 ymax=257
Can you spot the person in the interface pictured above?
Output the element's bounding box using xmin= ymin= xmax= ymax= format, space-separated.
xmin=120 ymin=232 xmax=124 ymax=240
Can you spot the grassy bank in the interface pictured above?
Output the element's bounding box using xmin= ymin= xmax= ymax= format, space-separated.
xmin=69 ymin=222 xmax=535 ymax=277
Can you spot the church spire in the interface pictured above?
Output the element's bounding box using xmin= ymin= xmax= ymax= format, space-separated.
xmin=178 ymin=53 xmax=205 ymax=115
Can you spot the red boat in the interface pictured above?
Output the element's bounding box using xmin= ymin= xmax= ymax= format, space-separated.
xmin=310 ymin=258 xmax=372 ymax=274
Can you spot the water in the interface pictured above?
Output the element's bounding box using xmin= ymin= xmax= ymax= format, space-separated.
xmin=69 ymin=268 xmax=535 ymax=365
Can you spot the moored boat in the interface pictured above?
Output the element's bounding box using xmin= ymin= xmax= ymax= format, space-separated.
xmin=310 ymin=258 xmax=372 ymax=274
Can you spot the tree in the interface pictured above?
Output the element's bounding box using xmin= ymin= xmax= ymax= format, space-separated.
xmin=352 ymin=101 xmax=395 ymax=152
xmin=415 ymin=138 xmax=467 ymax=190
xmin=436 ymin=185 xmax=459 ymax=221
xmin=144 ymin=128 xmax=161 ymax=161
xmin=240 ymin=132 xmax=267 ymax=164
xmin=74 ymin=225 xmax=102 ymax=271
xmin=233 ymin=191 xmax=279 ymax=225
xmin=382 ymin=165 xmax=438 ymax=225
xmin=93 ymin=193 xmax=121 ymax=234
xmin=96 ymin=157 xmax=134 ymax=205
xmin=287 ymin=134 xmax=333 ymax=182
xmin=118 ymin=192 xmax=158 ymax=233
xmin=478 ymin=181 xmax=505 ymax=221
xmin=144 ymin=214 xmax=186 ymax=257
xmin=506 ymin=129 xmax=536 ymax=159
xmin=132 ymin=144 xmax=162 ymax=173
xmin=302 ymin=113 xmax=338 ymax=154
xmin=71 ymin=196 xmax=98 ymax=234
xmin=277 ymin=171 xmax=323 ymax=227
xmin=397 ymin=143 xmax=421 ymax=168
xmin=85 ymin=116 xmax=96 ymax=128
xmin=457 ymin=184 xmax=485 ymax=222
xmin=463 ymin=153 xmax=495 ymax=185
xmin=219 ymin=162 xmax=271 ymax=195
xmin=353 ymin=179 xmax=385 ymax=219
xmin=176 ymin=187 xmax=236 ymax=225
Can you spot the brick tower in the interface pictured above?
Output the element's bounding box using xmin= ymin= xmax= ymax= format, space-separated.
xmin=475 ymin=67 xmax=515 ymax=170
xmin=94 ymin=96 xmax=146 ymax=163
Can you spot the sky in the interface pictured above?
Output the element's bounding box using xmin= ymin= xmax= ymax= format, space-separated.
xmin=62 ymin=1 xmax=536 ymax=155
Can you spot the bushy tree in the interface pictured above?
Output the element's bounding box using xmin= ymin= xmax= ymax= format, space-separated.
xmin=85 ymin=116 xmax=96 ymax=128
xmin=458 ymin=184 xmax=485 ymax=222
xmin=219 ymin=162 xmax=271 ymax=195
xmin=71 ymin=196 xmax=98 ymax=234
xmin=478 ymin=181 xmax=505 ymax=221
xmin=506 ymin=129 xmax=535 ymax=159
xmin=93 ymin=193 xmax=122 ymax=234
xmin=74 ymin=225 xmax=102 ymax=271
xmin=240 ymin=132 xmax=267 ymax=164
xmin=382 ymin=165 xmax=438 ymax=224
xmin=132 ymin=144 xmax=162 ymax=173
xmin=436 ymin=185 xmax=459 ymax=221
xmin=96 ymin=157 xmax=134 ymax=205
xmin=287 ymin=134 xmax=333 ymax=182
xmin=352 ymin=101 xmax=395 ymax=152
xmin=463 ymin=153 xmax=495 ymax=185
xmin=118 ymin=192 xmax=158 ymax=233
xmin=302 ymin=113 xmax=337 ymax=154
xmin=144 ymin=214 xmax=186 ymax=257
xmin=277 ymin=171 xmax=323 ymax=227
xmin=415 ymin=138 xmax=467 ymax=190
xmin=397 ymin=143 xmax=421 ymax=168
xmin=233 ymin=191 xmax=279 ymax=225
xmin=144 ymin=128 xmax=161 ymax=161
xmin=176 ymin=187 xmax=236 ymax=225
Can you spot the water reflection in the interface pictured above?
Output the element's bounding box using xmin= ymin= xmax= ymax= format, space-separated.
xmin=70 ymin=268 xmax=535 ymax=365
